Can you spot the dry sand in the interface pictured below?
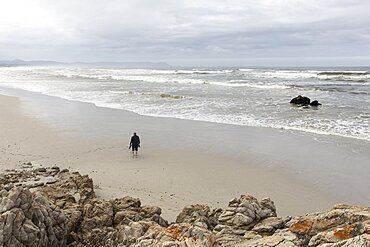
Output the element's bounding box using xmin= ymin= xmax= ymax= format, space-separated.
xmin=1 ymin=89 xmax=369 ymax=221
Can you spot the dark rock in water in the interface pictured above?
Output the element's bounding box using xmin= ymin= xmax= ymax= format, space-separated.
xmin=290 ymin=96 xmax=322 ymax=107
xmin=290 ymin=95 xmax=311 ymax=105
xmin=310 ymin=100 xmax=322 ymax=106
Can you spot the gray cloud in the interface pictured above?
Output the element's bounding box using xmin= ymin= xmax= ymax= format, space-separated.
xmin=0 ymin=0 xmax=370 ymax=66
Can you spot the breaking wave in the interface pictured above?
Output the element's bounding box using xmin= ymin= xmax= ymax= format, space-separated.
xmin=0 ymin=66 xmax=369 ymax=141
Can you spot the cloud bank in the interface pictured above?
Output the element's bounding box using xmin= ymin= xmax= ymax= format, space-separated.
xmin=1 ymin=0 xmax=370 ymax=66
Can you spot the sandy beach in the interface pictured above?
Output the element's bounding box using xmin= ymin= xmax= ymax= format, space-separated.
xmin=1 ymin=87 xmax=369 ymax=221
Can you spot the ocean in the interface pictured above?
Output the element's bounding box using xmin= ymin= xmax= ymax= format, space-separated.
xmin=0 ymin=66 xmax=369 ymax=141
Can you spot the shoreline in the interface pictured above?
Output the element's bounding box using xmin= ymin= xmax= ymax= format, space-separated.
xmin=1 ymin=87 xmax=369 ymax=220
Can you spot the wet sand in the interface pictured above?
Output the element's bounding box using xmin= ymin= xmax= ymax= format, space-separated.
xmin=1 ymin=88 xmax=369 ymax=221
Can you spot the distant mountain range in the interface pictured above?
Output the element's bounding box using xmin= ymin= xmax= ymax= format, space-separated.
xmin=0 ymin=59 xmax=171 ymax=69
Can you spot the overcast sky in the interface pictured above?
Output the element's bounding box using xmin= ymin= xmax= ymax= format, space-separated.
xmin=1 ymin=0 xmax=370 ymax=66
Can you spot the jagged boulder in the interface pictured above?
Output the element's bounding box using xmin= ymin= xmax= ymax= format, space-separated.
xmin=252 ymin=216 xmax=291 ymax=235
xmin=135 ymin=223 xmax=220 ymax=246
xmin=289 ymin=204 xmax=370 ymax=246
xmin=112 ymin=221 xmax=153 ymax=246
xmin=215 ymin=195 xmax=276 ymax=232
xmin=237 ymin=235 xmax=297 ymax=247
xmin=176 ymin=204 xmax=222 ymax=230
xmin=111 ymin=196 xmax=141 ymax=211
xmin=34 ymin=169 xmax=95 ymax=241
xmin=331 ymin=234 xmax=370 ymax=246
xmin=308 ymin=220 xmax=370 ymax=246
xmin=111 ymin=196 xmax=168 ymax=227
xmin=82 ymin=199 xmax=114 ymax=229
xmin=215 ymin=227 xmax=252 ymax=246
xmin=213 ymin=195 xmax=276 ymax=246
xmin=0 ymin=187 xmax=68 ymax=247
xmin=35 ymin=171 xmax=95 ymax=207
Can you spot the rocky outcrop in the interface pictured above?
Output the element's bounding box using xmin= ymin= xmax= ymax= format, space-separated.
xmin=212 ymin=195 xmax=277 ymax=246
xmin=1 ymin=165 xmax=369 ymax=247
xmin=176 ymin=204 xmax=222 ymax=230
xmin=0 ymin=166 xmax=168 ymax=246
xmin=0 ymin=187 xmax=68 ymax=246
xmin=215 ymin=195 xmax=276 ymax=232
xmin=232 ymin=204 xmax=370 ymax=247
xmin=331 ymin=234 xmax=370 ymax=246
xmin=252 ymin=216 xmax=291 ymax=235
xmin=111 ymin=197 xmax=168 ymax=227
xmin=289 ymin=204 xmax=370 ymax=246
xmin=135 ymin=223 xmax=219 ymax=246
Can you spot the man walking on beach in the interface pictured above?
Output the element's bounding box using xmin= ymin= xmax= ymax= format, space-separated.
xmin=129 ymin=132 xmax=140 ymax=157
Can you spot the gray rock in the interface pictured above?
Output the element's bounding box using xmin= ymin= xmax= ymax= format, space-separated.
xmin=112 ymin=221 xmax=152 ymax=246
xmin=27 ymin=182 xmax=45 ymax=189
xmin=176 ymin=204 xmax=221 ymax=230
xmin=215 ymin=195 xmax=276 ymax=237
xmin=114 ymin=209 xmax=143 ymax=225
xmin=289 ymin=204 xmax=370 ymax=246
xmin=276 ymin=240 xmax=296 ymax=247
xmin=331 ymin=233 xmax=370 ymax=247
xmin=0 ymin=187 xmax=67 ymax=246
xmin=215 ymin=226 xmax=248 ymax=246
xmin=252 ymin=217 xmax=287 ymax=235
xmin=111 ymin=196 xmax=141 ymax=212
xmin=135 ymin=223 xmax=219 ymax=247
xmin=250 ymin=235 xmax=285 ymax=246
